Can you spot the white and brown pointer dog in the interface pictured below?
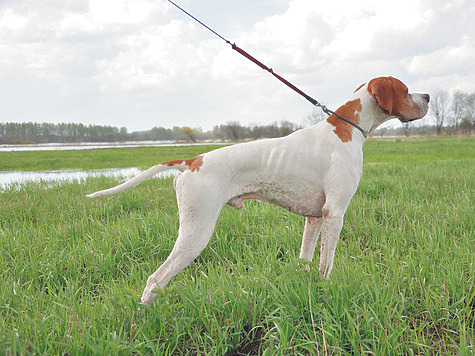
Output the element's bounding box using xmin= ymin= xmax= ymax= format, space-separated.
xmin=87 ymin=76 xmax=430 ymax=306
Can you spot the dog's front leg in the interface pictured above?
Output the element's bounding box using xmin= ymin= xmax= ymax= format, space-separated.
xmin=318 ymin=206 xmax=345 ymax=278
xmin=318 ymin=159 xmax=361 ymax=278
xmin=299 ymin=216 xmax=324 ymax=261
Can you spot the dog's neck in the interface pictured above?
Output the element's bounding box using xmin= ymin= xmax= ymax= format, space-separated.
xmin=341 ymin=83 xmax=393 ymax=139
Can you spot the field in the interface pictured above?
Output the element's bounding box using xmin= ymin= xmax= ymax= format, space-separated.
xmin=0 ymin=136 xmax=474 ymax=354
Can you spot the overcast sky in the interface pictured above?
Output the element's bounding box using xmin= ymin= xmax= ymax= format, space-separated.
xmin=1 ymin=0 xmax=474 ymax=132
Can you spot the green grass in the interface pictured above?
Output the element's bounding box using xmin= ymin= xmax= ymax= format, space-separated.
xmin=0 ymin=144 xmax=228 ymax=171
xmin=0 ymin=136 xmax=474 ymax=354
xmin=0 ymin=136 xmax=473 ymax=171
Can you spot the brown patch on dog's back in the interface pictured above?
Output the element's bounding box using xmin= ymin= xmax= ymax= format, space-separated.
xmin=186 ymin=156 xmax=203 ymax=172
xmin=165 ymin=159 xmax=184 ymax=167
xmin=326 ymin=99 xmax=362 ymax=143
xmin=164 ymin=156 xmax=204 ymax=172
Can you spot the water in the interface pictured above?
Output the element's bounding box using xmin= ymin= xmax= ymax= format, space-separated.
xmin=0 ymin=140 xmax=225 ymax=152
xmin=0 ymin=140 xmax=227 ymax=187
xmin=0 ymin=140 xmax=220 ymax=187
xmin=0 ymin=167 xmax=180 ymax=188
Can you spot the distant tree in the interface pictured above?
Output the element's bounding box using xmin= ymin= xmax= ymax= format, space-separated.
xmin=450 ymin=91 xmax=464 ymax=134
xmin=305 ymin=108 xmax=327 ymax=126
xmin=42 ymin=125 xmax=51 ymax=141
xmin=259 ymin=123 xmax=280 ymax=138
xmin=279 ymin=120 xmax=299 ymax=137
xmin=377 ymin=127 xmax=388 ymax=137
xmin=430 ymin=90 xmax=449 ymax=135
xmin=458 ymin=92 xmax=475 ymax=135
xmin=172 ymin=126 xmax=184 ymax=140
xmin=180 ymin=127 xmax=198 ymax=142
xmin=78 ymin=123 xmax=87 ymax=141
xmin=212 ymin=125 xmax=226 ymax=140
xmin=119 ymin=127 xmax=128 ymax=140
xmin=146 ymin=126 xmax=173 ymax=140
xmin=465 ymin=93 xmax=475 ymax=124
xmin=224 ymin=121 xmax=245 ymax=141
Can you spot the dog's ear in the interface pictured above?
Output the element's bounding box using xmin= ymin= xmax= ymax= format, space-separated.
xmin=353 ymin=83 xmax=366 ymax=93
xmin=368 ymin=77 xmax=398 ymax=115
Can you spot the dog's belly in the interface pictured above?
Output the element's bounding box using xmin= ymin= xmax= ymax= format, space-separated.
xmin=227 ymin=178 xmax=326 ymax=217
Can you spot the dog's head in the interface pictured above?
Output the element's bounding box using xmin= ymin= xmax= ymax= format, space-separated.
xmin=367 ymin=77 xmax=430 ymax=122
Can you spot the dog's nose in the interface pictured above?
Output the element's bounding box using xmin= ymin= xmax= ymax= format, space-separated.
xmin=423 ymin=94 xmax=430 ymax=103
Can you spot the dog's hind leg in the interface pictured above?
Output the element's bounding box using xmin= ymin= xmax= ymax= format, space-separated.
xmin=140 ymin=175 xmax=224 ymax=306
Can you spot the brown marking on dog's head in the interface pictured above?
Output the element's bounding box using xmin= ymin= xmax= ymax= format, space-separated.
xmin=326 ymin=99 xmax=362 ymax=143
xmin=368 ymin=76 xmax=430 ymax=122
xmin=353 ymin=83 xmax=365 ymax=93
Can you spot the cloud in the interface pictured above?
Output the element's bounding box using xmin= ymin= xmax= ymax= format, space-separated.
xmin=406 ymin=36 xmax=475 ymax=76
xmin=0 ymin=0 xmax=474 ymax=131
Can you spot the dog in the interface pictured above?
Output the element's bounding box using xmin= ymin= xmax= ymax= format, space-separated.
xmin=87 ymin=76 xmax=429 ymax=306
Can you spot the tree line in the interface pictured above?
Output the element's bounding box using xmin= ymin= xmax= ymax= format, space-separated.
xmin=0 ymin=121 xmax=303 ymax=144
xmin=1 ymin=89 xmax=473 ymax=144
xmin=428 ymin=90 xmax=475 ymax=135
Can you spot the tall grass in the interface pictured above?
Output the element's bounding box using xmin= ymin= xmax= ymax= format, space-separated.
xmin=0 ymin=137 xmax=474 ymax=354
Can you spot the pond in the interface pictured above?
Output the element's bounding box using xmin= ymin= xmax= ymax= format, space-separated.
xmin=0 ymin=167 xmax=180 ymax=188
xmin=0 ymin=141 xmax=224 ymax=152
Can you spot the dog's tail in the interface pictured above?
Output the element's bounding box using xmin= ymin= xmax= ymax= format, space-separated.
xmin=86 ymin=157 xmax=202 ymax=198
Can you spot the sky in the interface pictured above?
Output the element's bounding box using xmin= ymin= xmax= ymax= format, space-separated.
xmin=0 ymin=0 xmax=474 ymax=132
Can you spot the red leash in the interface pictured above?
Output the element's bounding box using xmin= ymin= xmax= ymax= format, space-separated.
xmin=230 ymin=43 xmax=319 ymax=107
xmin=168 ymin=0 xmax=368 ymax=139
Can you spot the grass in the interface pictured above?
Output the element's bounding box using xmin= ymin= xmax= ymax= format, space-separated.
xmin=0 ymin=145 xmax=228 ymax=171
xmin=0 ymin=136 xmax=472 ymax=171
xmin=0 ymin=136 xmax=474 ymax=354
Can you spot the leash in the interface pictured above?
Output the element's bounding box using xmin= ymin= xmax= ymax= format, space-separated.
xmin=168 ymin=0 xmax=368 ymax=139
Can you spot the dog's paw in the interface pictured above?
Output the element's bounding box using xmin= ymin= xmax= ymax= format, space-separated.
xmin=140 ymin=290 xmax=158 ymax=307
xmin=297 ymin=261 xmax=311 ymax=272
